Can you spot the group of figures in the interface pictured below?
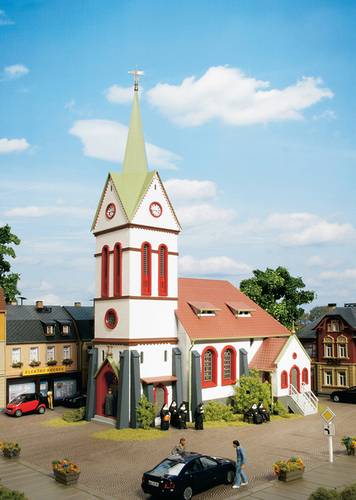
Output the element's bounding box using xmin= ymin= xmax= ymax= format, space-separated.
xmin=243 ymin=403 xmax=270 ymax=425
xmin=160 ymin=401 xmax=205 ymax=431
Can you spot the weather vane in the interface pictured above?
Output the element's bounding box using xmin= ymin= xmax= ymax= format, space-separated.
xmin=128 ymin=69 xmax=144 ymax=91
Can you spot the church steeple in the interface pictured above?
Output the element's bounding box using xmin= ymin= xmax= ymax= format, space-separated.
xmin=123 ymin=70 xmax=148 ymax=175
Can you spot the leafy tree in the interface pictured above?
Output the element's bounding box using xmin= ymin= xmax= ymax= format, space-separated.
xmin=136 ymin=395 xmax=155 ymax=429
xmin=307 ymin=306 xmax=329 ymax=323
xmin=0 ymin=225 xmax=21 ymax=302
xmin=233 ymin=369 xmax=271 ymax=413
xmin=240 ymin=266 xmax=314 ymax=330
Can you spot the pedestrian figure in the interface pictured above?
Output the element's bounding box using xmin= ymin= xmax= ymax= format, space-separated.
xmin=47 ymin=390 xmax=54 ymax=410
xmin=104 ymin=388 xmax=114 ymax=417
xmin=178 ymin=402 xmax=188 ymax=429
xmin=232 ymin=440 xmax=248 ymax=489
xmin=251 ymin=403 xmax=263 ymax=424
xmin=160 ymin=403 xmax=170 ymax=431
xmin=258 ymin=402 xmax=270 ymax=422
xmin=169 ymin=400 xmax=179 ymax=428
xmin=194 ymin=402 xmax=204 ymax=430
xmin=171 ymin=437 xmax=186 ymax=456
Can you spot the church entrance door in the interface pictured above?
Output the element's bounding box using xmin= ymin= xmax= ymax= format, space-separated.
xmin=153 ymin=384 xmax=168 ymax=416
xmin=96 ymin=362 xmax=118 ymax=417
xmin=290 ymin=366 xmax=300 ymax=393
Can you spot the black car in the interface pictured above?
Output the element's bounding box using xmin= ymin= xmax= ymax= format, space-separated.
xmin=141 ymin=452 xmax=236 ymax=499
xmin=62 ymin=393 xmax=87 ymax=408
xmin=330 ymin=386 xmax=356 ymax=403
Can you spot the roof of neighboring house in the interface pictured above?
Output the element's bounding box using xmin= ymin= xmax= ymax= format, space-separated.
xmin=64 ymin=306 xmax=94 ymax=341
xmin=298 ymin=306 xmax=356 ymax=341
xmin=248 ymin=337 xmax=289 ymax=371
xmin=176 ymin=278 xmax=290 ymax=341
xmin=0 ymin=288 xmax=5 ymax=312
xmin=6 ymin=305 xmax=77 ymax=344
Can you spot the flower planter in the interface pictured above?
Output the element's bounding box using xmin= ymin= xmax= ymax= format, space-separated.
xmin=54 ymin=470 xmax=80 ymax=485
xmin=278 ymin=470 xmax=304 ymax=482
xmin=3 ymin=449 xmax=20 ymax=459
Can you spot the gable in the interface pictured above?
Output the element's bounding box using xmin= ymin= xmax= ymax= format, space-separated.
xmin=132 ymin=171 xmax=181 ymax=231
xmin=92 ymin=175 xmax=128 ymax=232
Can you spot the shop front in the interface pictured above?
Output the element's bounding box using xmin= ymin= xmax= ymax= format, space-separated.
xmin=7 ymin=365 xmax=81 ymax=404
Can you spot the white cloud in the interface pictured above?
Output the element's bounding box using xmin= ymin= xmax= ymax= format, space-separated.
xmin=69 ymin=119 xmax=180 ymax=170
xmin=147 ymin=66 xmax=333 ymax=127
xmin=177 ymin=203 xmax=235 ymax=228
xmin=164 ymin=178 xmax=217 ymax=203
xmin=313 ymin=109 xmax=336 ymax=121
xmin=105 ymin=85 xmax=133 ymax=104
xmin=179 ymin=255 xmax=251 ymax=276
xmin=4 ymin=64 xmax=29 ymax=79
xmin=4 ymin=205 xmax=92 ymax=218
xmin=0 ymin=138 xmax=30 ymax=154
xmin=320 ymin=269 xmax=356 ymax=281
xmin=0 ymin=10 xmax=14 ymax=26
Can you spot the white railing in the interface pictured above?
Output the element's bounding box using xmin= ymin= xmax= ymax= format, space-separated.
xmin=289 ymin=384 xmax=318 ymax=415
xmin=301 ymin=382 xmax=319 ymax=408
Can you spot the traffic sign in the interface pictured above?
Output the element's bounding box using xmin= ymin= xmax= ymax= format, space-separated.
xmin=321 ymin=407 xmax=336 ymax=424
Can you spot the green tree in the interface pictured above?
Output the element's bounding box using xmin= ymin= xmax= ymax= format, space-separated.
xmin=307 ymin=306 xmax=329 ymax=322
xmin=233 ymin=369 xmax=271 ymax=413
xmin=0 ymin=224 xmax=21 ymax=303
xmin=136 ymin=395 xmax=156 ymax=429
xmin=240 ymin=266 xmax=314 ymax=330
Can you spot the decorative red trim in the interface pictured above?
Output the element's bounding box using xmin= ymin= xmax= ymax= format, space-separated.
xmin=94 ymin=222 xmax=180 ymax=236
xmin=113 ymin=243 xmax=122 ymax=298
xmin=93 ymin=337 xmax=178 ymax=345
xmin=94 ymin=248 xmax=179 ymax=256
xmin=158 ymin=244 xmax=168 ymax=297
xmin=101 ymin=245 xmax=110 ymax=298
xmin=153 ymin=383 xmax=168 ymax=405
xmin=104 ymin=309 xmax=118 ymax=329
xmin=94 ymin=295 xmax=178 ymax=301
xmin=141 ymin=242 xmax=152 ymax=296
xmin=201 ymin=346 xmax=218 ymax=388
xmin=289 ymin=365 xmax=301 ymax=392
xmin=95 ymin=361 xmax=116 ymax=416
xmin=302 ymin=367 xmax=309 ymax=385
xmin=221 ymin=345 xmax=237 ymax=386
xmin=280 ymin=370 xmax=288 ymax=389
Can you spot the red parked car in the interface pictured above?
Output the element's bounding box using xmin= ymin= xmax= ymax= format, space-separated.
xmin=5 ymin=393 xmax=46 ymax=417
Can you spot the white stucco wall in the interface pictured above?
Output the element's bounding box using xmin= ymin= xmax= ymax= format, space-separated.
xmin=93 ymin=178 xmax=128 ymax=233
xmin=274 ymin=336 xmax=311 ymax=397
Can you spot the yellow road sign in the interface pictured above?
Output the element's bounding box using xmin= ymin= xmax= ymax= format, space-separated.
xmin=321 ymin=407 xmax=336 ymax=423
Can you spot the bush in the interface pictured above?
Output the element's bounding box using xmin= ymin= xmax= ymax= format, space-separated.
xmin=204 ymin=401 xmax=236 ymax=422
xmin=62 ymin=407 xmax=85 ymax=422
xmin=273 ymin=400 xmax=289 ymax=417
xmin=340 ymin=484 xmax=356 ymax=500
xmin=0 ymin=484 xmax=27 ymax=499
xmin=309 ymin=487 xmax=340 ymax=500
xmin=233 ymin=369 xmax=271 ymax=413
xmin=136 ymin=395 xmax=155 ymax=429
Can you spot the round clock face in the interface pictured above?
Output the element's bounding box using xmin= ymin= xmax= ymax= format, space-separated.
xmin=149 ymin=201 xmax=163 ymax=218
xmin=105 ymin=203 xmax=116 ymax=219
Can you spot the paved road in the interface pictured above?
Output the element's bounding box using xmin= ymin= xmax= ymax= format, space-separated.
xmin=1 ymin=397 xmax=355 ymax=499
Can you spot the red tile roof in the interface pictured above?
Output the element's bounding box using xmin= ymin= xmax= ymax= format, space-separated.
xmin=249 ymin=337 xmax=289 ymax=371
xmin=177 ymin=278 xmax=290 ymax=341
xmin=0 ymin=288 xmax=5 ymax=312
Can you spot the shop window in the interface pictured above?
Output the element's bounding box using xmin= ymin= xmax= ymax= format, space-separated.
xmin=158 ymin=244 xmax=168 ymax=296
xmin=302 ymin=368 xmax=309 ymax=385
xmin=324 ymin=370 xmax=333 ymax=386
xmin=101 ymin=245 xmax=110 ymax=298
xmin=11 ymin=348 xmax=21 ymax=364
xmin=221 ymin=346 xmax=236 ymax=385
xmin=281 ymin=370 xmax=288 ymax=389
xmin=113 ymin=242 xmax=122 ymax=298
xmin=338 ymin=371 xmax=346 ymax=386
xmin=141 ymin=242 xmax=152 ymax=296
xmin=53 ymin=379 xmax=77 ymax=400
xmin=201 ymin=347 xmax=218 ymax=388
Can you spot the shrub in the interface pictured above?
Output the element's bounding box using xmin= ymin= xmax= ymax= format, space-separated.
xmin=0 ymin=484 xmax=27 ymax=499
xmin=62 ymin=407 xmax=85 ymax=422
xmin=204 ymin=401 xmax=236 ymax=422
xmin=273 ymin=400 xmax=289 ymax=417
xmin=309 ymin=487 xmax=340 ymax=500
xmin=233 ymin=369 xmax=271 ymax=413
xmin=136 ymin=395 xmax=155 ymax=429
xmin=340 ymin=484 xmax=356 ymax=500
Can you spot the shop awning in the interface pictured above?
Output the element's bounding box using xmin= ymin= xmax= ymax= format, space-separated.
xmin=141 ymin=375 xmax=177 ymax=385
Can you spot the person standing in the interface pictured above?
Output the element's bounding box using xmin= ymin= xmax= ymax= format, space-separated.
xmin=104 ymin=388 xmax=114 ymax=417
xmin=194 ymin=402 xmax=204 ymax=430
xmin=178 ymin=402 xmax=188 ymax=429
xmin=47 ymin=390 xmax=54 ymax=410
xmin=160 ymin=403 xmax=170 ymax=431
xmin=232 ymin=440 xmax=248 ymax=489
xmin=169 ymin=400 xmax=178 ymax=428
xmin=171 ymin=437 xmax=186 ymax=456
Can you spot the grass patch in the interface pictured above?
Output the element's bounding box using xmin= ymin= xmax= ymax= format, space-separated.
xmin=42 ymin=418 xmax=88 ymax=428
xmin=203 ymin=420 xmax=249 ymax=429
xmin=91 ymin=428 xmax=166 ymax=441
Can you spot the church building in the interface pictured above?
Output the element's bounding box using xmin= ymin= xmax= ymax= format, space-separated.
xmin=85 ymin=73 xmax=317 ymax=428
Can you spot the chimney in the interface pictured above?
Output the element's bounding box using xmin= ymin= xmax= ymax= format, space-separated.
xmin=10 ymin=299 xmax=18 ymax=305
xmin=344 ymin=303 xmax=356 ymax=308
xmin=327 ymin=303 xmax=337 ymax=312
xmin=74 ymin=302 xmax=81 ymax=307
xmin=35 ymin=300 xmax=44 ymax=310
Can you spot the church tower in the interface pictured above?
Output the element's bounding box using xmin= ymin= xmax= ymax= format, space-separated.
xmin=87 ymin=72 xmax=182 ymax=427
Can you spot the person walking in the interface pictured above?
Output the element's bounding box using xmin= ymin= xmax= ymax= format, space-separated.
xmin=171 ymin=437 xmax=186 ymax=456
xmin=232 ymin=440 xmax=248 ymax=489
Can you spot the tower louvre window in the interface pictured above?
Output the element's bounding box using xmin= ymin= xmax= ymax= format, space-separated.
xmin=158 ymin=244 xmax=168 ymax=296
xmin=101 ymin=245 xmax=110 ymax=298
xmin=113 ymin=243 xmax=122 ymax=298
xmin=141 ymin=242 xmax=152 ymax=296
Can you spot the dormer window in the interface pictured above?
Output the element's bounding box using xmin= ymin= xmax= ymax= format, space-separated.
xmin=42 ymin=321 xmax=56 ymax=336
xmin=62 ymin=324 xmax=70 ymax=335
xmin=226 ymin=302 xmax=255 ymax=318
xmin=47 ymin=325 xmax=54 ymax=336
xmin=57 ymin=320 xmax=71 ymax=336
xmin=188 ymin=302 xmax=220 ymax=317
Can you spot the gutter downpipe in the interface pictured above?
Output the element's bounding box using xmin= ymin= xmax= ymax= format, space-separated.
xmin=188 ymin=339 xmax=195 ymax=422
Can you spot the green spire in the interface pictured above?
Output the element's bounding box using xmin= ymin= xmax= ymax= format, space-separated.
xmin=122 ymin=87 xmax=148 ymax=174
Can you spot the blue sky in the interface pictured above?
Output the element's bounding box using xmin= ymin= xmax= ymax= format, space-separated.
xmin=1 ymin=0 xmax=356 ymax=308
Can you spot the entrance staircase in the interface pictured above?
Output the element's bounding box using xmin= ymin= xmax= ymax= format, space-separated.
xmin=282 ymin=382 xmax=319 ymax=416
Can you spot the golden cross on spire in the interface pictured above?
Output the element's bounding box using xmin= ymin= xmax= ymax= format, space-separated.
xmin=128 ymin=69 xmax=144 ymax=91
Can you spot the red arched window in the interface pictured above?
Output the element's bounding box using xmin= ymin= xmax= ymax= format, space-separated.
xmin=302 ymin=368 xmax=309 ymax=385
xmin=101 ymin=245 xmax=110 ymax=298
xmin=221 ymin=346 xmax=237 ymax=385
xmin=141 ymin=242 xmax=152 ymax=296
xmin=201 ymin=346 xmax=218 ymax=388
xmin=158 ymin=244 xmax=168 ymax=296
xmin=113 ymin=243 xmax=122 ymax=298
xmin=281 ymin=370 xmax=288 ymax=389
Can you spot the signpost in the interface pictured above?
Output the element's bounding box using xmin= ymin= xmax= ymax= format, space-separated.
xmin=321 ymin=407 xmax=336 ymax=463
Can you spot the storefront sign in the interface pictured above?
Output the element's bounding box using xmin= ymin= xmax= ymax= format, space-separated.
xmin=22 ymin=365 xmax=66 ymax=376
